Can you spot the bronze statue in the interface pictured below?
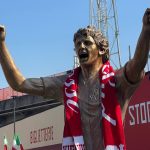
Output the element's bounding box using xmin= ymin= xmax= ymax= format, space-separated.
xmin=0 ymin=8 xmax=150 ymax=150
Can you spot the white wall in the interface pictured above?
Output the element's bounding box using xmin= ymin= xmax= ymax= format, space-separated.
xmin=0 ymin=105 xmax=64 ymax=149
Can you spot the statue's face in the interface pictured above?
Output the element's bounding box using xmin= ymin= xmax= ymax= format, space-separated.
xmin=74 ymin=35 xmax=99 ymax=65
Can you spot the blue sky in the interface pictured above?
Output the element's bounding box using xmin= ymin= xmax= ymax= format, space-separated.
xmin=0 ymin=0 xmax=149 ymax=88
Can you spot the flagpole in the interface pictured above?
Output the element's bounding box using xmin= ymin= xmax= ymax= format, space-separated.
xmin=14 ymin=96 xmax=16 ymax=135
xmin=12 ymin=96 xmax=16 ymax=135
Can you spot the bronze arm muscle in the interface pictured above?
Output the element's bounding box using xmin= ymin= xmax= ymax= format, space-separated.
xmin=126 ymin=8 xmax=150 ymax=83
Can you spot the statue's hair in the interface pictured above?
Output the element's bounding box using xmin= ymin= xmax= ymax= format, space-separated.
xmin=73 ymin=25 xmax=109 ymax=63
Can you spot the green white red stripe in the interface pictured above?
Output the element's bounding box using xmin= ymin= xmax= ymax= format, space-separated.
xmin=12 ymin=135 xmax=17 ymax=150
xmin=4 ymin=136 xmax=8 ymax=150
xmin=12 ymin=135 xmax=24 ymax=150
xmin=16 ymin=135 xmax=24 ymax=150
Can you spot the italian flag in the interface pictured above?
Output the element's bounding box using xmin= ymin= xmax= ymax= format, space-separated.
xmin=12 ymin=135 xmax=24 ymax=150
xmin=16 ymin=135 xmax=24 ymax=150
xmin=12 ymin=135 xmax=17 ymax=150
xmin=4 ymin=136 xmax=8 ymax=150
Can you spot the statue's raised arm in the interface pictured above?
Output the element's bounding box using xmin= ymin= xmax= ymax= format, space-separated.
xmin=0 ymin=25 xmax=65 ymax=100
xmin=125 ymin=8 xmax=150 ymax=83
xmin=0 ymin=25 xmax=44 ymax=95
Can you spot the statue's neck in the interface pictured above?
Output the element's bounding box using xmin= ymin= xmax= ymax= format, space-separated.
xmin=80 ymin=59 xmax=103 ymax=81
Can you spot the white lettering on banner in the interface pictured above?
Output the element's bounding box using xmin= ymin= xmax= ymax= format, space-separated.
xmin=69 ymin=70 xmax=74 ymax=77
xmin=67 ymin=99 xmax=79 ymax=113
xmin=147 ymin=101 xmax=150 ymax=122
xmin=102 ymin=65 xmax=109 ymax=74
xmin=30 ymin=126 xmax=53 ymax=144
xmin=65 ymin=78 xmax=79 ymax=113
xmin=101 ymin=103 xmax=116 ymax=126
xmin=63 ymin=145 xmax=85 ymax=150
xmin=102 ymin=72 xmax=114 ymax=80
xmin=105 ymin=144 xmax=124 ymax=150
xmin=135 ymin=104 xmax=140 ymax=124
xmin=65 ymin=88 xmax=77 ymax=98
xmin=128 ymin=101 xmax=150 ymax=126
xmin=140 ymin=102 xmax=147 ymax=123
xmin=65 ymin=79 xmax=75 ymax=87
xmin=108 ymin=80 xmax=115 ymax=87
xmin=129 ymin=106 xmax=135 ymax=125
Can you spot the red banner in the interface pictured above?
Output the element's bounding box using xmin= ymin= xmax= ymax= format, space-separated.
xmin=125 ymin=73 xmax=150 ymax=150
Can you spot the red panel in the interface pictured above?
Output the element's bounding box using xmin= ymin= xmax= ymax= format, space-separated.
xmin=3 ymin=87 xmax=12 ymax=99
xmin=0 ymin=88 xmax=4 ymax=100
xmin=125 ymin=73 xmax=150 ymax=150
xmin=0 ymin=87 xmax=25 ymax=101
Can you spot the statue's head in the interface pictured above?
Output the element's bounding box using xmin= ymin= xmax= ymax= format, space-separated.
xmin=73 ymin=25 xmax=109 ymax=64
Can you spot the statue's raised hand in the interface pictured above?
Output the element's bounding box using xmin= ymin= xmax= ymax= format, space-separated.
xmin=143 ymin=8 xmax=150 ymax=34
xmin=0 ymin=25 xmax=6 ymax=41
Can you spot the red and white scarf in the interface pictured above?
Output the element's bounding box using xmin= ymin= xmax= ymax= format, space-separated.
xmin=63 ymin=61 xmax=126 ymax=150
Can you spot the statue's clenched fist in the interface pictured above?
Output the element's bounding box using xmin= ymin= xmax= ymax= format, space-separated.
xmin=0 ymin=25 xmax=6 ymax=42
xmin=143 ymin=8 xmax=150 ymax=33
